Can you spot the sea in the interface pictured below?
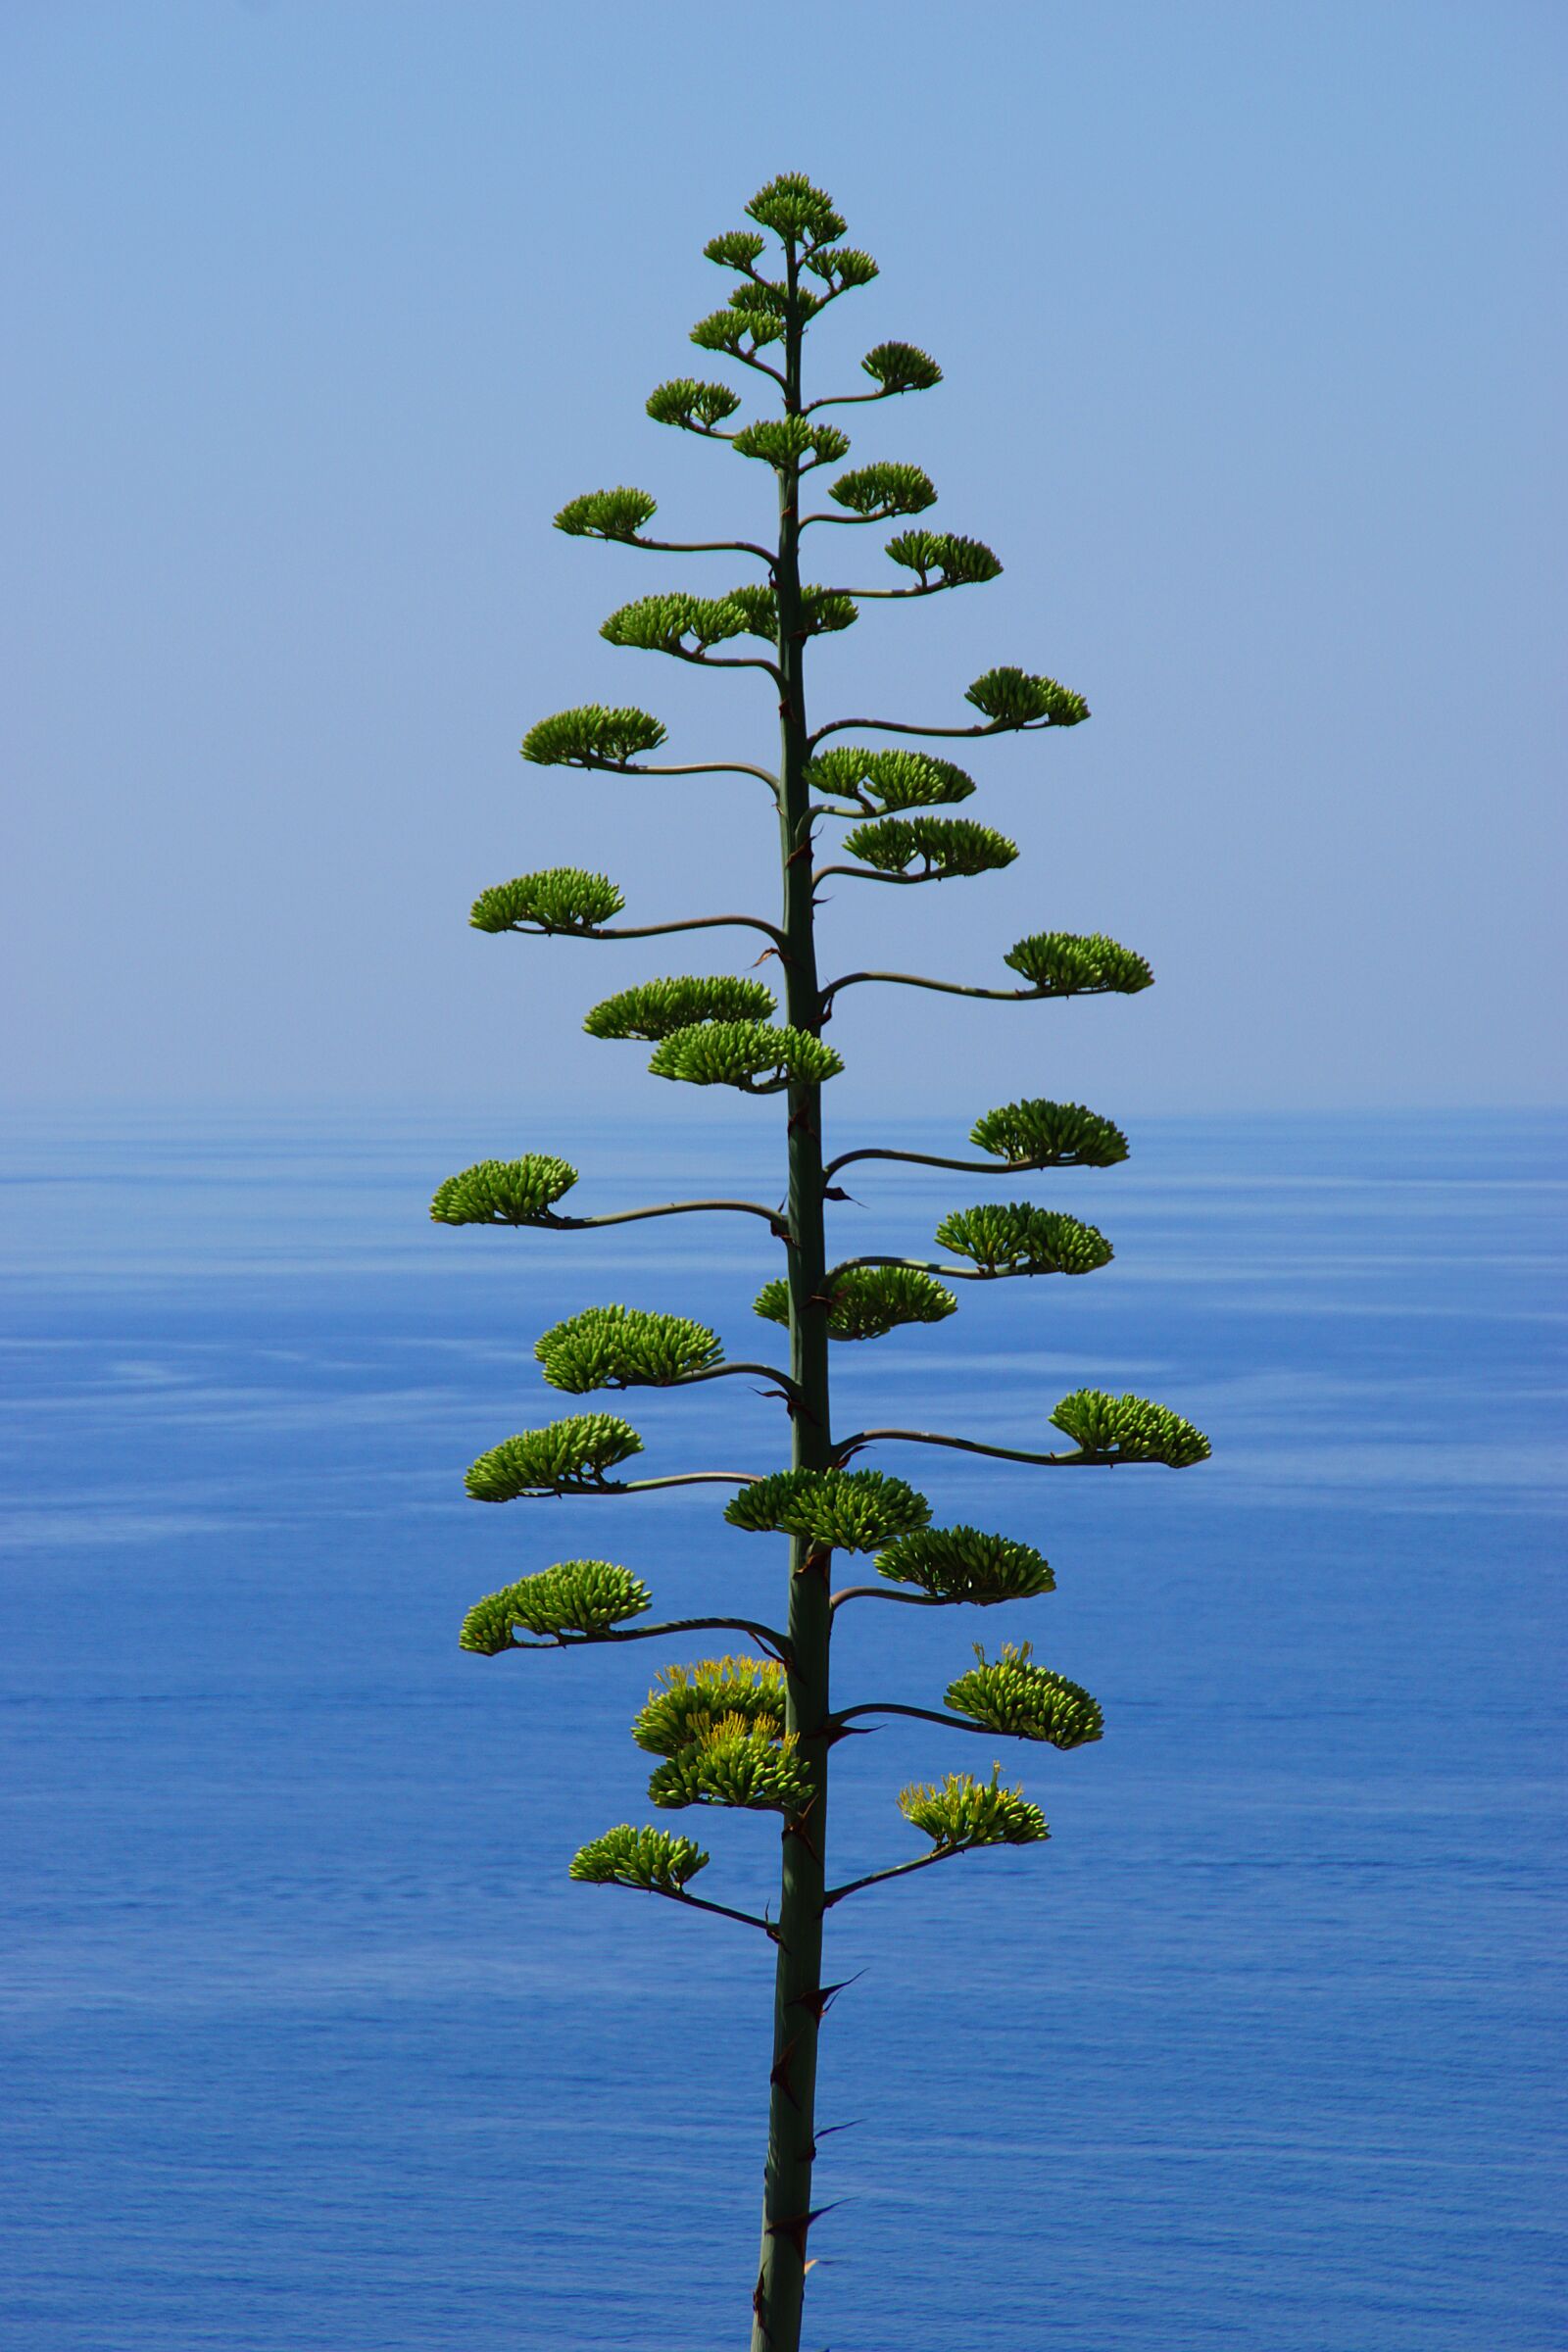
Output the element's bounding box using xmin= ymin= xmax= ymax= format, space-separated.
xmin=2 ymin=1106 xmax=1563 ymax=2351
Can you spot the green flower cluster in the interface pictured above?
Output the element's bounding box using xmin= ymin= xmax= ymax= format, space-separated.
xmin=569 ymin=1825 xmax=710 ymax=1891
xmin=703 ymin=228 xmax=766 ymax=270
xmin=534 ymin=1304 xmax=723 ymax=1393
xmin=754 ymin=1265 xmax=956 ymax=1343
xmin=584 ymin=975 xmax=777 ymax=1042
xmin=725 ymin=1468 xmax=931 ymax=1550
xmin=691 ymin=306 xmax=783 ymax=356
xmin=803 ymin=245 xmax=879 ymax=291
xmin=808 ymin=747 xmax=976 ymax=812
xmin=554 ymin=486 xmax=659 ymax=541
xmin=521 ymin=706 xmax=667 ymax=767
xmin=936 ymin=1202 xmax=1113 ymax=1277
xmin=899 ymin=1765 xmax=1048 ymax=1849
xmin=945 ymin=1642 xmax=1103 ymax=1749
xmin=464 ymin=1414 xmax=643 ymax=1500
xmin=841 ymin=815 xmax=1017 ymax=879
xmin=730 ymin=416 xmax=850 ymax=470
xmin=469 ymin=868 xmax=623 ymax=933
xmin=885 ymin=531 xmax=1002 ymax=587
xmin=647 ymin=1020 xmax=843 ymax=1093
xmin=632 ymin=1655 xmax=787 ymax=1756
xmin=601 ymin=593 xmax=760 ymax=654
xmin=1004 ymin=931 xmax=1153 ymax=994
xmin=861 ymin=340 xmax=943 ymax=393
xmin=645 ymin=377 xmax=742 ymax=432
xmin=746 ymin=171 xmax=848 ymax=247
xmin=429 ymin=1155 xmax=578 ymax=1225
xmin=968 ymin=1099 xmax=1129 ymax=1169
xmin=875 ymin=1526 xmax=1054 ymax=1605
xmin=965 ymin=668 xmax=1090 ymax=727
xmin=825 ymin=461 xmax=936 ymax=519
xmin=1050 ymin=1390 xmax=1210 ymax=1468
xmin=460 ymin=1561 xmax=652 ymax=1651
xmin=648 ymin=1720 xmax=810 ymax=1813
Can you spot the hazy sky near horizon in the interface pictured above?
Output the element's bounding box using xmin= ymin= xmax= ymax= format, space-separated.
xmin=5 ymin=1 xmax=1563 ymax=1116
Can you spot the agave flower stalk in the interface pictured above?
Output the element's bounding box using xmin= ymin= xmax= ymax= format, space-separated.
xmin=435 ymin=173 xmax=1209 ymax=2352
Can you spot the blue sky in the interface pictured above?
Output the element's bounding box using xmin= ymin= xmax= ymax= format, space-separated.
xmin=4 ymin=0 xmax=1563 ymax=1113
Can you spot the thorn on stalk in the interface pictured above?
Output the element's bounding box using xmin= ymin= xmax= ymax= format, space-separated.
xmin=769 ymin=2034 xmax=802 ymax=2107
xmin=790 ymin=1972 xmax=862 ymax=2024
xmin=765 ymin=2206 xmax=829 ymax=2261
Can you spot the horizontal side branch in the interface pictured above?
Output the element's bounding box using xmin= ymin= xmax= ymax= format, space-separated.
xmin=832 ymin=1428 xmax=1098 ymax=1469
xmin=653 ymin=1885 xmax=780 ymax=1937
xmin=656 ymin=645 xmax=784 ymax=682
xmin=813 ymin=865 xmax=965 ymax=890
xmin=671 ymin=1361 xmax=803 ymax=1406
xmin=530 ymin=1472 xmax=762 ymax=1501
xmin=507 ymin=911 xmax=788 ymax=952
xmin=820 ymin=969 xmax=1045 ymax=1008
xmin=621 ymin=760 xmax=781 ymax=793
xmin=809 ymin=713 xmax=1069 ymax=751
xmin=504 ymin=1613 xmax=791 ymax=1662
xmin=823 ymin=1841 xmax=989 ymax=1909
xmin=620 ymin=536 xmax=777 ymax=566
xmin=828 ymin=1584 xmax=949 ymax=1613
xmin=829 ymin=1254 xmax=1014 ymax=1283
xmin=544 ymin=1200 xmax=790 ymax=1240
xmin=832 ymin=1701 xmax=1004 ymax=1737
xmin=822 ymin=1146 xmax=1031 ymax=1183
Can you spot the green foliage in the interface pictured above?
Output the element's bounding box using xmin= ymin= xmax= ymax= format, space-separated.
xmin=465 ymin=1414 xmax=643 ymax=1500
xmin=646 ymin=377 xmax=743 ymax=432
xmin=862 ymin=340 xmax=944 ymax=394
xmin=886 ymin=531 xmax=1003 ymax=587
xmin=569 ymin=1824 xmax=710 ymax=1892
xmin=727 ymin=278 xmax=824 ymax=327
xmin=704 ymin=229 xmax=766 ymax=270
xmin=968 ymin=1099 xmax=1130 ymax=1169
xmin=632 ymin=1655 xmax=787 ymax=1756
xmin=460 ymin=1561 xmax=652 ymax=1650
xmin=732 ymin=416 xmax=852 ymax=469
xmin=875 ymin=1525 xmax=1055 ymax=1605
xmin=805 ymin=245 xmax=879 ymax=289
xmin=601 ymin=593 xmax=758 ymax=655
xmin=692 ymin=306 xmax=784 ymax=355
xmin=715 ymin=584 xmax=859 ymax=641
xmin=534 ymin=1304 xmax=723 ymax=1393
xmin=429 ymin=1155 xmax=578 ymax=1226
xmin=899 ymin=1765 xmax=1048 ymax=1849
xmin=554 ymin=487 xmax=659 ymax=542
xmin=521 ymin=706 xmax=668 ymax=767
xmin=841 ymin=814 xmax=1017 ymax=879
xmin=648 ymin=1720 xmax=810 ymax=1813
xmin=647 ymin=1020 xmax=844 ymax=1093
xmin=584 ymin=975 xmax=777 ymax=1041
xmin=808 ymin=747 xmax=976 ymax=813
xmin=803 ymin=587 xmax=858 ymax=634
xmin=825 ymin=462 xmax=937 ymax=519
xmin=936 ymin=1202 xmax=1114 ymax=1277
xmin=1004 ymin=931 xmax=1154 ymax=995
xmin=1050 ymin=1389 xmax=1211 ymax=1468
xmin=745 ymin=172 xmax=846 ymax=248
xmin=965 ymin=668 xmax=1090 ymax=727
xmin=945 ymin=1642 xmax=1103 ymax=1748
xmin=753 ymin=1265 xmax=956 ymax=1343
xmin=725 ymin=1467 xmax=931 ymax=1550
xmin=468 ymin=868 xmax=624 ymax=935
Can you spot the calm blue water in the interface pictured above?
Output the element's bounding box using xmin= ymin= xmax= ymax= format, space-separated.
xmin=2 ymin=1108 xmax=1563 ymax=2351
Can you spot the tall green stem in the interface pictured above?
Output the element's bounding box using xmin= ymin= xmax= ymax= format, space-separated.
xmin=752 ymin=250 xmax=832 ymax=2352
